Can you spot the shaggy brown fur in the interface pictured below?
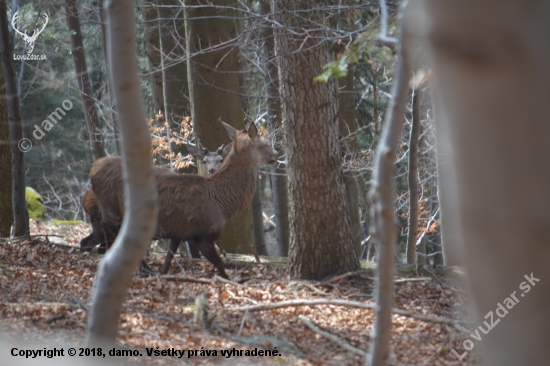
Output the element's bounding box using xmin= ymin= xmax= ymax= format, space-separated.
xmin=80 ymin=142 xmax=231 ymax=256
xmin=81 ymin=123 xmax=277 ymax=279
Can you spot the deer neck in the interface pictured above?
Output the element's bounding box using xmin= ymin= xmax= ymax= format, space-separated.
xmin=208 ymin=147 xmax=257 ymax=220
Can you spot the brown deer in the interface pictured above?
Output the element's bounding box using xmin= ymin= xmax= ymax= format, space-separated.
xmin=85 ymin=122 xmax=277 ymax=278
xmin=80 ymin=142 xmax=231 ymax=255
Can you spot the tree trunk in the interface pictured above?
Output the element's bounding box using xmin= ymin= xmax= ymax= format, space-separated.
xmin=274 ymin=0 xmax=360 ymax=279
xmin=433 ymin=93 xmax=463 ymax=265
xmin=237 ymin=39 xmax=267 ymax=256
xmin=0 ymin=0 xmax=28 ymax=237
xmin=368 ymin=2 xmax=413 ymax=363
xmin=158 ymin=0 xmax=190 ymax=167
xmin=65 ymin=0 xmax=107 ymax=161
xmin=406 ymin=87 xmax=420 ymax=263
xmin=142 ymin=0 xmax=164 ymax=115
xmin=260 ymin=0 xmax=289 ymax=257
xmin=185 ymin=0 xmax=254 ymax=254
xmin=98 ymin=0 xmax=120 ymax=155
xmin=86 ymin=0 xmax=158 ymax=347
xmin=425 ymin=1 xmax=550 ymax=364
xmin=0 ymin=54 xmax=12 ymax=237
xmin=338 ymin=68 xmax=362 ymax=257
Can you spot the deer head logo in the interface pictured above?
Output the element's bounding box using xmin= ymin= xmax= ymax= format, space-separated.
xmin=11 ymin=11 xmax=48 ymax=55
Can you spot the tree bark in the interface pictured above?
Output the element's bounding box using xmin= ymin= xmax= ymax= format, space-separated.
xmin=425 ymin=1 xmax=550 ymax=364
xmin=142 ymin=0 xmax=164 ymax=115
xmin=0 ymin=53 xmax=12 ymax=237
xmin=86 ymin=0 xmax=158 ymax=347
xmin=158 ymin=0 xmax=190 ymax=167
xmin=65 ymin=0 xmax=107 ymax=161
xmin=406 ymin=87 xmax=420 ymax=263
xmin=237 ymin=39 xmax=267 ymax=256
xmin=338 ymin=68 xmax=362 ymax=257
xmin=274 ymin=0 xmax=360 ymax=279
xmin=260 ymin=0 xmax=289 ymax=257
xmin=98 ymin=0 xmax=120 ymax=155
xmin=368 ymin=1 xmax=413 ymax=364
xmin=185 ymin=0 xmax=254 ymax=254
xmin=0 ymin=0 xmax=28 ymax=237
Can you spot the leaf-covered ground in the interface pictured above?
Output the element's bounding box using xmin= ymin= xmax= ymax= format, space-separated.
xmin=0 ymin=221 xmax=480 ymax=365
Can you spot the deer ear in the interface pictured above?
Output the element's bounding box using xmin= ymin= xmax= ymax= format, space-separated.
xmin=186 ymin=143 xmax=203 ymax=159
xmin=247 ymin=122 xmax=259 ymax=141
xmin=216 ymin=144 xmax=225 ymax=155
xmin=222 ymin=142 xmax=233 ymax=157
xmin=222 ymin=122 xmax=238 ymax=141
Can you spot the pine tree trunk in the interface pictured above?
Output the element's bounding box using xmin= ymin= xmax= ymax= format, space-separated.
xmin=86 ymin=0 xmax=157 ymax=346
xmin=0 ymin=54 xmax=12 ymax=237
xmin=274 ymin=0 xmax=360 ymax=279
xmin=185 ymin=0 xmax=254 ymax=254
xmin=0 ymin=1 xmax=28 ymax=237
xmin=260 ymin=0 xmax=289 ymax=257
xmin=65 ymin=0 xmax=107 ymax=160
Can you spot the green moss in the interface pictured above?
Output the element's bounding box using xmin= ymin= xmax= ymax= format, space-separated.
xmin=26 ymin=187 xmax=44 ymax=220
xmin=52 ymin=219 xmax=82 ymax=225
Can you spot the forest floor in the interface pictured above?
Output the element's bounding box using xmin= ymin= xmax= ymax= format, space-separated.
xmin=0 ymin=220 xmax=481 ymax=365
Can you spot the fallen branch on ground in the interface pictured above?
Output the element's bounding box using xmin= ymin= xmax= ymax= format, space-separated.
xmin=226 ymin=298 xmax=462 ymax=325
xmin=298 ymin=316 xmax=367 ymax=356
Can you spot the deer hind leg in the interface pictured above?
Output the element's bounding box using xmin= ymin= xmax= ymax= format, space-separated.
xmin=160 ymin=238 xmax=181 ymax=274
xmin=187 ymin=241 xmax=202 ymax=258
xmin=195 ymin=240 xmax=228 ymax=279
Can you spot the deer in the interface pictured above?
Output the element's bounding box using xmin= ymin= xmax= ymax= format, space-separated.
xmin=80 ymin=141 xmax=232 ymax=255
xmin=83 ymin=122 xmax=278 ymax=279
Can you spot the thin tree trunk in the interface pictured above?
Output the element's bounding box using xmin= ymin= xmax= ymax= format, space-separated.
xmin=158 ymin=0 xmax=190 ymax=168
xmin=252 ymin=175 xmax=268 ymax=255
xmin=142 ymin=0 xmax=164 ymax=116
xmin=98 ymin=0 xmax=120 ymax=155
xmin=426 ymin=1 xmax=550 ymax=364
xmin=261 ymin=0 xmax=289 ymax=257
xmin=368 ymin=1 xmax=413 ymax=364
xmin=406 ymin=87 xmax=420 ymax=263
xmin=274 ymin=0 xmax=359 ymax=279
xmin=338 ymin=68 xmax=362 ymax=256
xmin=0 ymin=0 xmax=28 ymax=237
xmin=185 ymin=0 xmax=254 ymax=254
xmin=65 ymin=0 xmax=106 ymax=160
xmin=86 ymin=0 xmax=158 ymax=346
xmin=237 ymin=40 xmax=267 ymax=256
xmin=0 ymin=53 xmax=12 ymax=237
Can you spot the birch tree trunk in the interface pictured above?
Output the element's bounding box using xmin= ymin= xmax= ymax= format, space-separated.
xmin=65 ymin=0 xmax=107 ymax=161
xmin=425 ymin=1 xmax=550 ymax=364
xmin=0 ymin=0 xmax=28 ymax=237
xmin=86 ymin=0 xmax=158 ymax=346
xmin=274 ymin=0 xmax=360 ymax=279
xmin=260 ymin=0 xmax=289 ymax=257
xmin=185 ymin=0 xmax=254 ymax=254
